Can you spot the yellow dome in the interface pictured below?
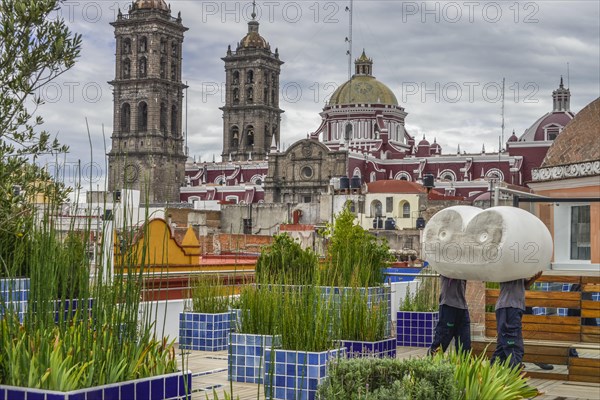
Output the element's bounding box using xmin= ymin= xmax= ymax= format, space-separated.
xmin=329 ymin=75 xmax=398 ymax=106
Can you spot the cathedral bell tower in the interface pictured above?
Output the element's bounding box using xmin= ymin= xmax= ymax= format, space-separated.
xmin=221 ymin=3 xmax=284 ymax=162
xmin=108 ymin=0 xmax=188 ymax=203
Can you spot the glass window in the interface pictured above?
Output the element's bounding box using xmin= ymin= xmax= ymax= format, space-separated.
xmin=386 ymin=197 xmax=393 ymax=213
xmin=402 ymin=202 xmax=410 ymax=218
xmin=571 ymin=205 xmax=591 ymax=260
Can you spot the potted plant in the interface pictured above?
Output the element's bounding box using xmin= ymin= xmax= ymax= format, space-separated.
xmin=338 ymin=287 xmax=396 ymax=358
xmin=264 ymin=286 xmax=345 ymax=400
xmin=396 ymin=268 xmax=440 ymax=347
xmin=229 ymin=284 xmax=282 ymax=384
xmin=179 ymin=274 xmax=235 ymax=351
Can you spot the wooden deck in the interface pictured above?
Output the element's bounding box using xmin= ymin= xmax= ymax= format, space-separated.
xmin=177 ymin=346 xmax=600 ymax=400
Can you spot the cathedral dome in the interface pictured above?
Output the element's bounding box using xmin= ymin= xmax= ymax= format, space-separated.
xmin=133 ymin=0 xmax=169 ymax=12
xmin=239 ymin=21 xmax=270 ymax=50
xmin=328 ymin=50 xmax=398 ymax=106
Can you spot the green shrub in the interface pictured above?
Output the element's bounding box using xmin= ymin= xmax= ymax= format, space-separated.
xmin=255 ymin=234 xmax=318 ymax=285
xmin=317 ymin=356 xmax=457 ymax=400
xmin=321 ymin=205 xmax=393 ymax=287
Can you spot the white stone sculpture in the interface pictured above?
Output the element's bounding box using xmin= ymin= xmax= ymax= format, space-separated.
xmin=422 ymin=206 xmax=552 ymax=282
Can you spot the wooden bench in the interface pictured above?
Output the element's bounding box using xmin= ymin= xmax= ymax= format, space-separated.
xmin=479 ymin=274 xmax=600 ymax=383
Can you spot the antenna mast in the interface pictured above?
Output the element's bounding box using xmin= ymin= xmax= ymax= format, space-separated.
xmin=567 ymin=62 xmax=570 ymax=88
xmin=344 ymin=0 xmax=353 ymax=147
xmin=185 ymin=81 xmax=189 ymax=156
xmin=501 ymin=77 xmax=505 ymax=152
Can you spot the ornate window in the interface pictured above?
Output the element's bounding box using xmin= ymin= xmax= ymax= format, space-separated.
xmin=231 ymin=126 xmax=239 ymax=148
xmin=246 ymin=87 xmax=253 ymax=103
xmin=138 ymin=57 xmax=147 ymax=78
xmin=171 ymin=105 xmax=178 ymax=135
xmin=122 ymin=38 xmax=131 ymax=54
xmin=138 ymin=102 xmax=148 ymax=131
xmin=171 ymin=41 xmax=178 ymax=57
xmin=439 ymin=169 xmax=456 ymax=181
xmin=160 ymin=38 xmax=167 ymax=54
xmin=120 ymin=103 xmax=131 ymax=132
xmin=122 ymin=58 xmax=131 ymax=79
xmin=233 ymin=88 xmax=240 ymax=105
xmin=370 ymin=200 xmax=383 ymax=217
xmin=139 ymin=36 xmax=147 ymax=53
xmin=171 ymin=62 xmax=177 ymax=80
xmin=160 ymin=102 xmax=168 ymax=134
xmin=485 ymin=168 xmax=504 ymax=181
xmin=233 ymin=71 xmax=239 ymax=85
xmin=264 ymin=88 xmax=268 ymax=104
xmin=345 ymin=123 xmax=353 ymax=141
xmin=246 ymin=126 xmax=255 ymax=148
xmin=247 ymin=70 xmax=254 ymax=84
xmin=402 ymin=202 xmax=410 ymax=218
xmin=543 ymin=124 xmax=562 ymax=141
xmin=160 ymin=57 xmax=167 ymax=79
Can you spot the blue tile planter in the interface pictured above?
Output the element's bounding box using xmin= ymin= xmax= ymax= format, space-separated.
xmin=382 ymin=267 xmax=422 ymax=283
xmin=264 ymin=347 xmax=345 ymax=400
xmin=0 ymin=371 xmax=192 ymax=400
xmin=396 ymin=311 xmax=439 ymax=347
xmin=341 ymin=337 xmax=397 ymax=358
xmin=0 ymin=278 xmax=29 ymax=322
xmin=228 ymin=333 xmax=282 ymax=384
xmin=53 ymin=298 xmax=94 ymax=323
xmin=179 ymin=311 xmax=235 ymax=351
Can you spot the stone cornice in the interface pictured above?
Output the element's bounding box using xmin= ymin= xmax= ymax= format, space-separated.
xmin=532 ymin=160 xmax=600 ymax=182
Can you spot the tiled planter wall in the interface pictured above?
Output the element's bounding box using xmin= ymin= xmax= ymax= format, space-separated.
xmin=0 ymin=371 xmax=192 ymax=400
xmin=53 ymin=298 xmax=94 ymax=323
xmin=228 ymin=333 xmax=282 ymax=384
xmin=396 ymin=311 xmax=439 ymax=347
xmin=382 ymin=267 xmax=422 ymax=283
xmin=264 ymin=348 xmax=345 ymax=400
xmin=0 ymin=278 xmax=29 ymax=322
xmin=179 ymin=311 xmax=234 ymax=351
xmin=341 ymin=337 xmax=397 ymax=358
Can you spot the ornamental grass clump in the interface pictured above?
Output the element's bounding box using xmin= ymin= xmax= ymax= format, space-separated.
xmin=236 ymin=284 xmax=282 ymax=335
xmin=189 ymin=274 xmax=233 ymax=314
xmin=339 ymin=287 xmax=388 ymax=342
xmin=322 ymin=205 xmax=394 ymax=288
xmin=0 ymin=196 xmax=181 ymax=390
xmin=399 ymin=268 xmax=440 ymax=312
xmin=279 ymin=285 xmax=338 ymax=352
xmin=446 ymin=348 xmax=539 ymax=400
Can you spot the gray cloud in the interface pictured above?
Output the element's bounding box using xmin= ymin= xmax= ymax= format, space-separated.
xmin=36 ymin=0 xmax=599 ymax=186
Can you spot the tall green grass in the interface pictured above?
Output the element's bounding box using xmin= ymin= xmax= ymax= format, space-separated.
xmin=399 ymin=268 xmax=440 ymax=312
xmin=339 ymin=288 xmax=389 ymax=342
xmin=255 ymin=234 xmax=318 ymax=286
xmin=236 ymin=285 xmax=282 ymax=335
xmin=189 ymin=274 xmax=233 ymax=314
xmin=0 ymin=188 xmax=180 ymax=390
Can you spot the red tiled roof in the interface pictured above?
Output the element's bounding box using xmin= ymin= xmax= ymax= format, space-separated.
xmin=367 ymin=180 xmax=427 ymax=194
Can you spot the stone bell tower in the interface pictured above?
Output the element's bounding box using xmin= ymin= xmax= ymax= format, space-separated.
xmin=221 ymin=3 xmax=284 ymax=162
xmin=108 ymin=0 xmax=188 ymax=203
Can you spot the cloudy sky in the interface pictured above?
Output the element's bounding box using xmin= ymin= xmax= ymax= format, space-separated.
xmin=37 ymin=0 xmax=599 ymax=189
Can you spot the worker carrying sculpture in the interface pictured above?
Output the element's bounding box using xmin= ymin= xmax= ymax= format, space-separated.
xmin=422 ymin=206 xmax=552 ymax=369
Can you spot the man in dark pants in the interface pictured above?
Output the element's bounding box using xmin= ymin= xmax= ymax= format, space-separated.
xmin=491 ymin=271 xmax=543 ymax=369
xmin=429 ymin=276 xmax=471 ymax=354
